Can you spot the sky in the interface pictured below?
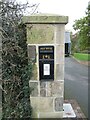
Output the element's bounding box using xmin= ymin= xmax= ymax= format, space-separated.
xmin=17 ymin=0 xmax=89 ymax=33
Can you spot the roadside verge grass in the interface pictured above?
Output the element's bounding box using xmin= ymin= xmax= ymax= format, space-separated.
xmin=74 ymin=53 xmax=90 ymax=61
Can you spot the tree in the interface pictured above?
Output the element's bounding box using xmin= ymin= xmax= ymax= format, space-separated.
xmin=73 ymin=3 xmax=90 ymax=51
xmin=0 ymin=0 xmax=36 ymax=118
xmin=70 ymin=32 xmax=79 ymax=53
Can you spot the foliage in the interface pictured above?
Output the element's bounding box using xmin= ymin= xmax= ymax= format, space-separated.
xmin=70 ymin=32 xmax=79 ymax=53
xmin=73 ymin=3 xmax=90 ymax=51
xmin=0 ymin=0 xmax=34 ymax=118
xmin=74 ymin=53 xmax=90 ymax=61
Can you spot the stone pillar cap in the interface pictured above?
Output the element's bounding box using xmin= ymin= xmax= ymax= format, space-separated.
xmin=23 ymin=13 xmax=68 ymax=24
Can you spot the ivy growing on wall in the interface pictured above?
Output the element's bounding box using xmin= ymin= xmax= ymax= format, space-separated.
xmin=0 ymin=0 xmax=36 ymax=118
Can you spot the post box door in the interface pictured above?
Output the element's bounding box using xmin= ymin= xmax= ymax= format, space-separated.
xmin=39 ymin=46 xmax=54 ymax=81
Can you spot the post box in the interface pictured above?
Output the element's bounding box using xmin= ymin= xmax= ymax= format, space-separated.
xmin=39 ymin=46 xmax=54 ymax=81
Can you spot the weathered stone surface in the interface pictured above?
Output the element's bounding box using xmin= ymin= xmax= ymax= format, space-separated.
xmin=39 ymin=111 xmax=63 ymax=118
xmin=55 ymin=97 xmax=63 ymax=111
xmin=56 ymin=64 xmax=64 ymax=80
xmin=40 ymin=89 xmax=46 ymax=97
xmin=47 ymin=82 xmax=52 ymax=97
xmin=40 ymin=82 xmax=46 ymax=97
xmin=23 ymin=14 xmax=68 ymax=24
xmin=47 ymin=81 xmax=64 ymax=97
xmin=40 ymin=82 xmax=46 ymax=88
xmin=31 ymin=97 xmax=54 ymax=112
xmin=39 ymin=97 xmax=53 ymax=112
xmin=29 ymin=82 xmax=38 ymax=97
xmin=30 ymin=64 xmax=38 ymax=80
xmin=55 ymin=24 xmax=65 ymax=44
xmin=30 ymin=97 xmax=39 ymax=118
xmin=27 ymin=45 xmax=36 ymax=61
xmin=27 ymin=24 xmax=54 ymax=44
xmin=56 ymin=45 xmax=64 ymax=64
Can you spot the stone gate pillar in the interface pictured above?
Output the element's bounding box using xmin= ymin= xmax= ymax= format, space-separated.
xmin=23 ymin=14 xmax=68 ymax=118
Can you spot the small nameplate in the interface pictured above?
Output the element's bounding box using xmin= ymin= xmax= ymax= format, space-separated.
xmin=43 ymin=64 xmax=50 ymax=75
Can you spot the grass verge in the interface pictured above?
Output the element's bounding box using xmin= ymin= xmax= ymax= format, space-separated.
xmin=74 ymin=53 xmax=90 ymax=61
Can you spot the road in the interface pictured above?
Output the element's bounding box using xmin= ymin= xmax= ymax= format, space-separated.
xmin=64 ymin=57 xmax=88 ymax=117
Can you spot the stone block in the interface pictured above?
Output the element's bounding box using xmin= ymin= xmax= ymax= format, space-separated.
xmin=23 ymin=14 xmax=68 ymax=24
xmin=30 ymin=97 xmax=39 ymax=118
xmin=27 ymin=45 xmax=36 ymax=61
xmin=30 ymin=64 xmax=38 ymax=80
xmin=39 ymin=111 xmax=63 ymax=118
xmin=40 ymin=82 xmax=46 ymax=97
xmin=40 ymin=89 xmax=46 ymax=97
xmin=30 ymin=97 xmax=39 ymax=111
xmin=40 ymin=82 xmax=46 ymax=88
xmin=29 ymin=82 xmax=38 ymax=97
xmin=47 ymin=81 xmax=64 ymax=97
xmin=39 ymin=97 xmax=53 ymax=112
xmin=55 ymin=97 xmax=63 ymax=111
xmin=27 ymin=24 xmax=54 ymax=44
xmin=56 ymin=45 xmax=64 ymax=64
xmin=31 ymin=97 xmax=54 ymax=113
xmin=55 ymin=24 xmax=65 ymax=44
xmin=23 ymin=15 xmax=68 ymax=24
xmin=56 ymin=64 xmax=64 ymax=80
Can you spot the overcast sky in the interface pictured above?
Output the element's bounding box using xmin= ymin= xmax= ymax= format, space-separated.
xmin=17 ymin=0 xmax=89 ymax=33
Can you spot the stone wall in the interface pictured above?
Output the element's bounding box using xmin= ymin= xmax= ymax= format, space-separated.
xmin=24 ymin=14 xmax=68 ymax=118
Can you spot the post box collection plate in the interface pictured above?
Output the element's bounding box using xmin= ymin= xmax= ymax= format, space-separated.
xmin=39 ymin=46 xmax=54 ymax=81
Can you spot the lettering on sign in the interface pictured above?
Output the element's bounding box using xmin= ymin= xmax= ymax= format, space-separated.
xmin=40 ymin=47 xmax=53 ymax=51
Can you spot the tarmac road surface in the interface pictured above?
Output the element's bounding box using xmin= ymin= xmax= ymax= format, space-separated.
xmin=64 ymin=56 xmax=88 ymax=117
